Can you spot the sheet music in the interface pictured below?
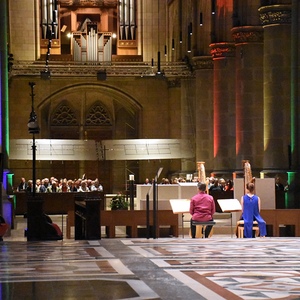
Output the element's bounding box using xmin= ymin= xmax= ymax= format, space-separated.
xmin=169 ymin=199 xmax=190 ymax=214
xmin=217 ymin=199 xmax=242 ymax=212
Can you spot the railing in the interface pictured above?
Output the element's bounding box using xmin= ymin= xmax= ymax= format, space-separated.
xmin=9 ymin=61 xmax=193 ymax=78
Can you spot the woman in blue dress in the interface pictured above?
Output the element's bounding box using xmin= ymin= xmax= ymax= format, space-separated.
xmin=241 ymin=182 xmax=267 ymax=238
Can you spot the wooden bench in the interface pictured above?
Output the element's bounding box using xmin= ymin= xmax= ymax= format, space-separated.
xmin=67 ymin=210 xmax=178 ymax=239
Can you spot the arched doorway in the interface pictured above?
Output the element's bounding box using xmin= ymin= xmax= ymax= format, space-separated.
xmin=38 ymin=83 xmax=141 ymax=193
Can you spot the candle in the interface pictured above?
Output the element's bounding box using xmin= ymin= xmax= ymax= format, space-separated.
xmin=129 ymin=175 xmax=134 ymax=181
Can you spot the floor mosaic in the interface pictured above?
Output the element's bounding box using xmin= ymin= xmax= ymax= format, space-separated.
xmin=2 ymin=217 xmax=300 ymax=299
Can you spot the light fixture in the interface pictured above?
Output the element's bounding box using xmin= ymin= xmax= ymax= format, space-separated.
xmin=28 ymin=82 xmax=40 ymax=134
xmin=172 ymin=39 xmax=175 ymax=50
xmin=40 ymin=70 xmax=50 ymax=80
xmin=27 ymin=113 xmax=40 ymax=134
xmin=187 ymin=25 xmax=191 ymax=53
xmin=164 ymin=45 xmax=167 ymax=56
xmin=157 ymin=51 xmax=161 ymax=74
xmin=97 ymin=70 xmax=107 ymax=80
xmin=212 ymin=0 xmax=216 ymax=15
xmin=189 ymin=22 xmax=193 ymax=35
xmin=180 ymin=31 xmax=183 ymax=43
xmin=200 ymin=13 xmax=203 ymax=26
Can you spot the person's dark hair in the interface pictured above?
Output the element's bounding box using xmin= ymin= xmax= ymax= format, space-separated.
xmin=197 ymin=182 xmax=206 ymax=191
xmin=246 ymin=182 xmax=255 ymax=193
xmin=226 ymin=179 xmax=233 ymax=188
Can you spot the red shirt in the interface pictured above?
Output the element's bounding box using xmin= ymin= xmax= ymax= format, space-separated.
xmin=190 ymin=191 xmax=215 ymax=222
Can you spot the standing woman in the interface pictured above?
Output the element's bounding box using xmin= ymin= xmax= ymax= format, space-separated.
xmin=241 ymin=182 xmax=267 ymax=238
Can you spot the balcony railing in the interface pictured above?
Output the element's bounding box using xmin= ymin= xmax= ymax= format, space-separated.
xmin=9 ymin=60 xmax=193 ymax=79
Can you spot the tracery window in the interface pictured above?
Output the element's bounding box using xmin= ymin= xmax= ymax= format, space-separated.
xmin=51 ymin=104 xmax=78 ymax=126
xmin=85 ymin=103 xmax=112 ymax=126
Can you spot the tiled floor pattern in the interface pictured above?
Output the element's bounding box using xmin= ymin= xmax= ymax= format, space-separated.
xmin=0 ymin=240 xmax=160 ymax=300
xmin=124 ymin=238 xmax=300 ymax=299
xmin=2 ymin=217 xmax=300 ymax=299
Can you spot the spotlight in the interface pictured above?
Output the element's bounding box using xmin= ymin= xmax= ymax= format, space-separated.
xmin=97 ymin=70 xmax=107 ymax=81
xmin=40 ymin=70 xmax=51 ymax=80
xmin=28 ymin=113 xmax=40 ymax=134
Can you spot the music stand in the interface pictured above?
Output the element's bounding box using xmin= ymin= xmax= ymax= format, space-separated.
xmin=169 ymin=199 xmax=190 ymax=238
xmin=146 ymin=167 xmax=163 ymax=239
xmin=217 ymin=199 xmax=242 ymax=238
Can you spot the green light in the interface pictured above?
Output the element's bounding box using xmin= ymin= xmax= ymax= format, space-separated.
xmin=0 ymin=0 xmax=9 ymax=159
xmin=286 ymin=171 xmax=296 ymax=208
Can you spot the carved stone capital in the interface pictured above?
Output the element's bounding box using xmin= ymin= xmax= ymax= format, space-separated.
xmin=192 ymin=56 xmax=213 ymax=70
xmin=59 ymin=0 xmax=118 ymax=7
xmin=258 ymin=5 xmax=291 ymax=27
xmin=231 ymin=26 xmax=264 ymax=45
xmin=209 ymin=43 xmax=236 ymax=60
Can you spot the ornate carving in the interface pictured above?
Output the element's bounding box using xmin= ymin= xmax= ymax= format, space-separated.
xmin=231 ymin=26 xmax=263 ymax=44
xmin=52 ymin=104 xmax=78 ymax=126
xmin=85 ymin=103 xmax=112 ymax=126
xmin=192 ymin=56 xmax=213 ymax=70
xmin=59 ymin=0 xmax=118 ymax=7
xmin=258 ymin=5 xmax=291 ymax=26
xmin=10 ymin=61 xmax=193 ymax=78
xmin=209 ymin=43 xmax=236 ymax=60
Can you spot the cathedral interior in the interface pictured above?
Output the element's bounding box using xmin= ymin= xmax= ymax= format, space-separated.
xmin=1 ymin=1 xmax=300 ymax=299
xmin=0 ymin=0 xmax=298 ymax=195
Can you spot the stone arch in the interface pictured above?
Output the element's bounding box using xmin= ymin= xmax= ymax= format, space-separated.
xmin=38 ymin=83 xmax=142 ymax=140
xmin=38 ymin=83 xmax=142 ymax=116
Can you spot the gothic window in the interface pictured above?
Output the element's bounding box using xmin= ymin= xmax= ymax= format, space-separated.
xmin=85 ymin=103 xmax=112 ymax=126
xmin=52 ymin=104 xmax=78 ymax=126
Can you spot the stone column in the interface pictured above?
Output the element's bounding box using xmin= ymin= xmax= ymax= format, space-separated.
xmin=258 ymin=4 xmax=292 ymax=170
xmin=180 ymin=78 xmax=196 ymax=172
xmin=192 ymin=56 xmax=214 ymax=172
xmin=209 ymin=43 xmax=236 ymax=173
xmin=231 ymin=26 xmax=264 ymax=171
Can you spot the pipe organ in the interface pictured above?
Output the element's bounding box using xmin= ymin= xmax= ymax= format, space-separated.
xmin=119 ymin=0 xmax=136 ymax=40
xmin=73 ymin=24 xmax=112 ymax=62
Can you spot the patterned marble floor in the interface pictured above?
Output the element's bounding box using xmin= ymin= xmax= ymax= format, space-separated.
xmin=2 ymin=218 xmax=300 ymax=299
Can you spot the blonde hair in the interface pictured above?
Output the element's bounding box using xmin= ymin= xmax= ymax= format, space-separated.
xmin=246 ymin=182 xmax=255 ymax=193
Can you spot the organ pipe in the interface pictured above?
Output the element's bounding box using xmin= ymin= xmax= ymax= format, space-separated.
xmin=130 ymin=0 xmax=135 ymax=39
xmin=119 ymin=0 xmax=124 ymax=39
xmin=119 ymin=0 xmax=136 ymax=40
xmin=125 ymin=0 xmax=130 ymax=39
xmin=41 ymin=0 xmax=58 ymax=39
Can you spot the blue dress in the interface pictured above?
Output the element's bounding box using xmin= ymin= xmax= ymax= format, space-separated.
xmin=242 ymin=194 xmax=267 ymax=238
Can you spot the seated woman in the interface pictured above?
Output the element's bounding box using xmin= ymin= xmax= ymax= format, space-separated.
xmin=241 ymin=182 xmax=267 ymax=238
